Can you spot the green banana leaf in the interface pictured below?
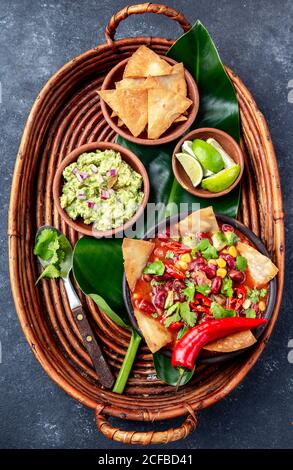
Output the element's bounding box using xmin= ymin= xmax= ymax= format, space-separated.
xmin=72 ymin=237 xmax=125 ymax=315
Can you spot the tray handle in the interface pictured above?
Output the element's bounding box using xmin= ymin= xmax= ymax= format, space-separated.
xmin=95 ymin=405 xmax=197 ymax=445
xmin=105 ymin=2 xmax=191 ymax=48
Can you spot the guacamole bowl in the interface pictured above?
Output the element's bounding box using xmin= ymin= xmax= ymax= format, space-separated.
xmin=53 ymin=142 xmax=150 ymax=237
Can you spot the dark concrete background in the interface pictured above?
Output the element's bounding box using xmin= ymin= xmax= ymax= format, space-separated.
xmin=0 ymin=0 xmax=292 ymax=449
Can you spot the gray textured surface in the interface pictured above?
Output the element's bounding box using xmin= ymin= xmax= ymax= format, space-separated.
xmin=0 ymin=0 xmax=292 ymax=449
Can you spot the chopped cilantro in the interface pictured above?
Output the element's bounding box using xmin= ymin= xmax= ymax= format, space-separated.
xmin=236 ymin=255 xmax=247 ymax=272
xmin=225 ymin=232 xmax=239 ymax=246
xmin=143 ymin=260 xmax=165 ymax=276
xmin=34 ymin=228 xmax=59 ymax=260
xmin=248 ymin=288 xmax=260 ymax=304
xmin=245 ymin=308 xmax=256 ymax=318
xmin=197 ymin=238 xmax=218 ymax=260
xmin=210 ymin=301 xmax=236 ymax=319
xmin=151 ymin=312 xmax=158 ymax=319
xmin=221 ymin=277 xmax=233 ymax=298
xmin=183 ymin=281 xmax=195 ymax=302
xmin=260 ymin=288 xmax=267 ymax=298
xmin=195 ymin=284 xmax=211 ymax=296
xmin=180 ymin=302 xmax=196 ymax=327
xmin=165 ymin=250 xmax=175 ymax=259
xmin=165 ymin=302 xmax=180 ymax=317
xmin=164 ymin=311 xmax=181 ymax=328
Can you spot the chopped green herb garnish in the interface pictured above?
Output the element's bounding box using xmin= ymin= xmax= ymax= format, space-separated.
xmin=197 ymin=238 xmax=218 ymax=260
xmin=151 ymin=312 xmax=158 ymax=319
xmin=221 ymin=277 xmax=233 ymax=298
xmin=143 ymin=260 xmax=165 ymax=276
xmin=260 ymin=288 xmax=267 ymax=298
xmin=248 ymin=288 xmax=260 ymax=304
xmin=225 ymin=232 xmax=239 ymax=246
xmin=164 ymin=311 xmax=181 ymax=328
xmin=212 ymin=231 xmax=227 ymax=251
xmin=245 ymin=308 xmax=256 ymax=318
xmin=236 ymin=255 xmax=247 ymax=272
xmin=210 ymin=302 xmax=236 ymax=319
xmin=165 ymin=250 xmax=175 ymax=259
xmin=183 ymin=281 xmax=195 ymax=302
xmin=180 ymin=302 xmax=196 ymax=327
xmin=195 ymin=284 xmax=211 ymax=296
xmin=165 ymin=302 xmax=180 ymax=317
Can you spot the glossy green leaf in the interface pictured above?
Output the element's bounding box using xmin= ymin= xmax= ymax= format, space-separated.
xmin=153 ymin=352 xmax=194 ymax=387
xmin=72 ymin=236 xmax=125 ymax=315
xmin=167 ymin=20 xmax=240 ymax=142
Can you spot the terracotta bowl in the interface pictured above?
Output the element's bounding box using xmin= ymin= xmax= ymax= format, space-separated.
xmin=172 ymin=128 xmax=244 ymax=198
xmin=100 ymin=56 xmax=199 ymax=146
xmin=122 ymin=212 xmax=277 ymax=364
xmin=53 ymin=142 xmax=150 ymax=237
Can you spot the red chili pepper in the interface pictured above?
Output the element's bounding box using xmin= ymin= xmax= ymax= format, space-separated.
xmin=171 ymin=317 xmax=266 ymax=370
xmin=163 ymin=241 xmax=192 ymax=254
xmin=134 ymin=298 xmax=157 ymax=314
xmin=194 ymin=293 xmax=212 ymax=306
xmin=168 ymin=321 xmax=185 ymax=331
xmin=227 ymin=285 xmax=247 ymax=310
xmin=190 ymin=303 xmax=210 ymax=314
xmin=164 ymin=262 xmax=186 ymax=279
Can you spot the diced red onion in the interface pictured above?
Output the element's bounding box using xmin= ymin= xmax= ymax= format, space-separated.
xmin=101 ymin=189 xmax=110 ymax=200
xmin=87 ymin=201 xmax=95 ymax=209
xmin=79 ymin=171 xmax=88 ymax=180
xmin=107 ymin=169 xmax=117 ymax=177
xmin=90 ymin=164 xmax=98 ymax=173
xmin=77 ymin=191 xmax=86 ymax=200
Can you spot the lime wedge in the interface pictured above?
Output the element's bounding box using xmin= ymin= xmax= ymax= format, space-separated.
xmin=176 ymin=152 xmax=203 ymax=187
xmin=182 ymin=140 xmax=214 ymax=177
xmin=201 ymin=164 xmax=240 ymax=192
xmin=192 ymin=139 xmax=224 ymax=173
xmin=206 ymin=138 xmax=235 ymax=169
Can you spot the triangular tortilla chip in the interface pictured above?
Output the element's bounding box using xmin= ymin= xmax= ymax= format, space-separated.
xmin=174 ymin=115 xmax=187 ymax=123
xmin=115 ymin=77 xmax=146 ymax=89
xmin=122 ymin=238 xmax=155 ymax=291
xmin=144 ymin=72 xmax=187 ymax=96
xmin=98 ymin=89 xmax=148 ymax=137
xmin=134 ymin=308 xmax=172 ymax=353
xmin=236 ymin=242 xmax=278 ymax=287
xmin=123 ymin=45 xmax=172 ymax=78
xmin=204 ymin=330 xmax=257 ymax=353
xmin=176 ymin=207 xmax=219 ymax=237
xmin=147 ymin=88 xmax=192 ymax=139
xmin=171 ymin=62 xmax=184 ymax=74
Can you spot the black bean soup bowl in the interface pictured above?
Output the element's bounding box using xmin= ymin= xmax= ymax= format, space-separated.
xmin=122 ymin=212 xmax=277 ymax=364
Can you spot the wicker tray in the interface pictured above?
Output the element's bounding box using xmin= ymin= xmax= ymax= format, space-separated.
xmin=8 ymin=3 xmax=285 ymax=445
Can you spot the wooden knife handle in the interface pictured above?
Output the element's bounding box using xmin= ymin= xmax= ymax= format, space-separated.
xmin=72 ymin=305 xmax=115 ymax=389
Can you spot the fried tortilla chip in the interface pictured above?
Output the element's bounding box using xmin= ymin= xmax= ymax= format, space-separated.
xmin=115 ymin=77 xmax=146 ymax=89
xmin=204 ymin=330 xmax=257 ymax=353
xmin=174 ymin=115 xmax=188 ymax=123
xmin=236 ymin=242 xmax=278 ymax=287
xmin=122 ymin=238 xmax=155 ymax=291
xmin=148 ymin=88 xmax=192 ymax=139
xmin=98 ymin=89 xmax=148 ymax=137
xmin=134 ymin=308 xmax=172 ymax=353
xmin=171 ymin=62 xmax=184 ymax=74
xmin=176 ymin=207 xmax=219 ymax=237
xmin=123 ymin=45 xmax=172 ymax=78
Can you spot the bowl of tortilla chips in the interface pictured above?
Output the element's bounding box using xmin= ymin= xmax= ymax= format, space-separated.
xmin=98 ymin=45 xmax=199 ymax=145
xmin=122 ymin=207 xmax=277 ymax=364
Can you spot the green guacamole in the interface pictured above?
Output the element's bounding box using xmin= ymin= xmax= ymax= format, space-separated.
xmin=60 ymin=149 xmax=144 ymax=231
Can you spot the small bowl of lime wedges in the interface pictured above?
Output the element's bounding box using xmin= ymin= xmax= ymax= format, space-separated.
xmin=172 ymin=128 xmax=244 ymax=198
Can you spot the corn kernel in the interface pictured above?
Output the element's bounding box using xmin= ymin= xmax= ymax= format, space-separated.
xmin=133 ymin=293 xmax=140 ymax=300
xmin=208 ymin=259 xmax=218 ymax=265
xmin=258 ymin=301 xmax=266 ymax=312
xmin=228 ymin=246 xmax=237 ymax=257
xmin=217 ymin=258 xmax=227 ymax=268
xmin=217 ymin=268 xmax=227 ymax=278
xmin=176 ymin=261 xmax=188 ymax=270
xmin=180 ymin=253 xmax=192 ymax=263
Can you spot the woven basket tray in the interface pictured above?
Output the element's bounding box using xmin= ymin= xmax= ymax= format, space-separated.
xmin=8 ymin=3 xmax=285 ymax=445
